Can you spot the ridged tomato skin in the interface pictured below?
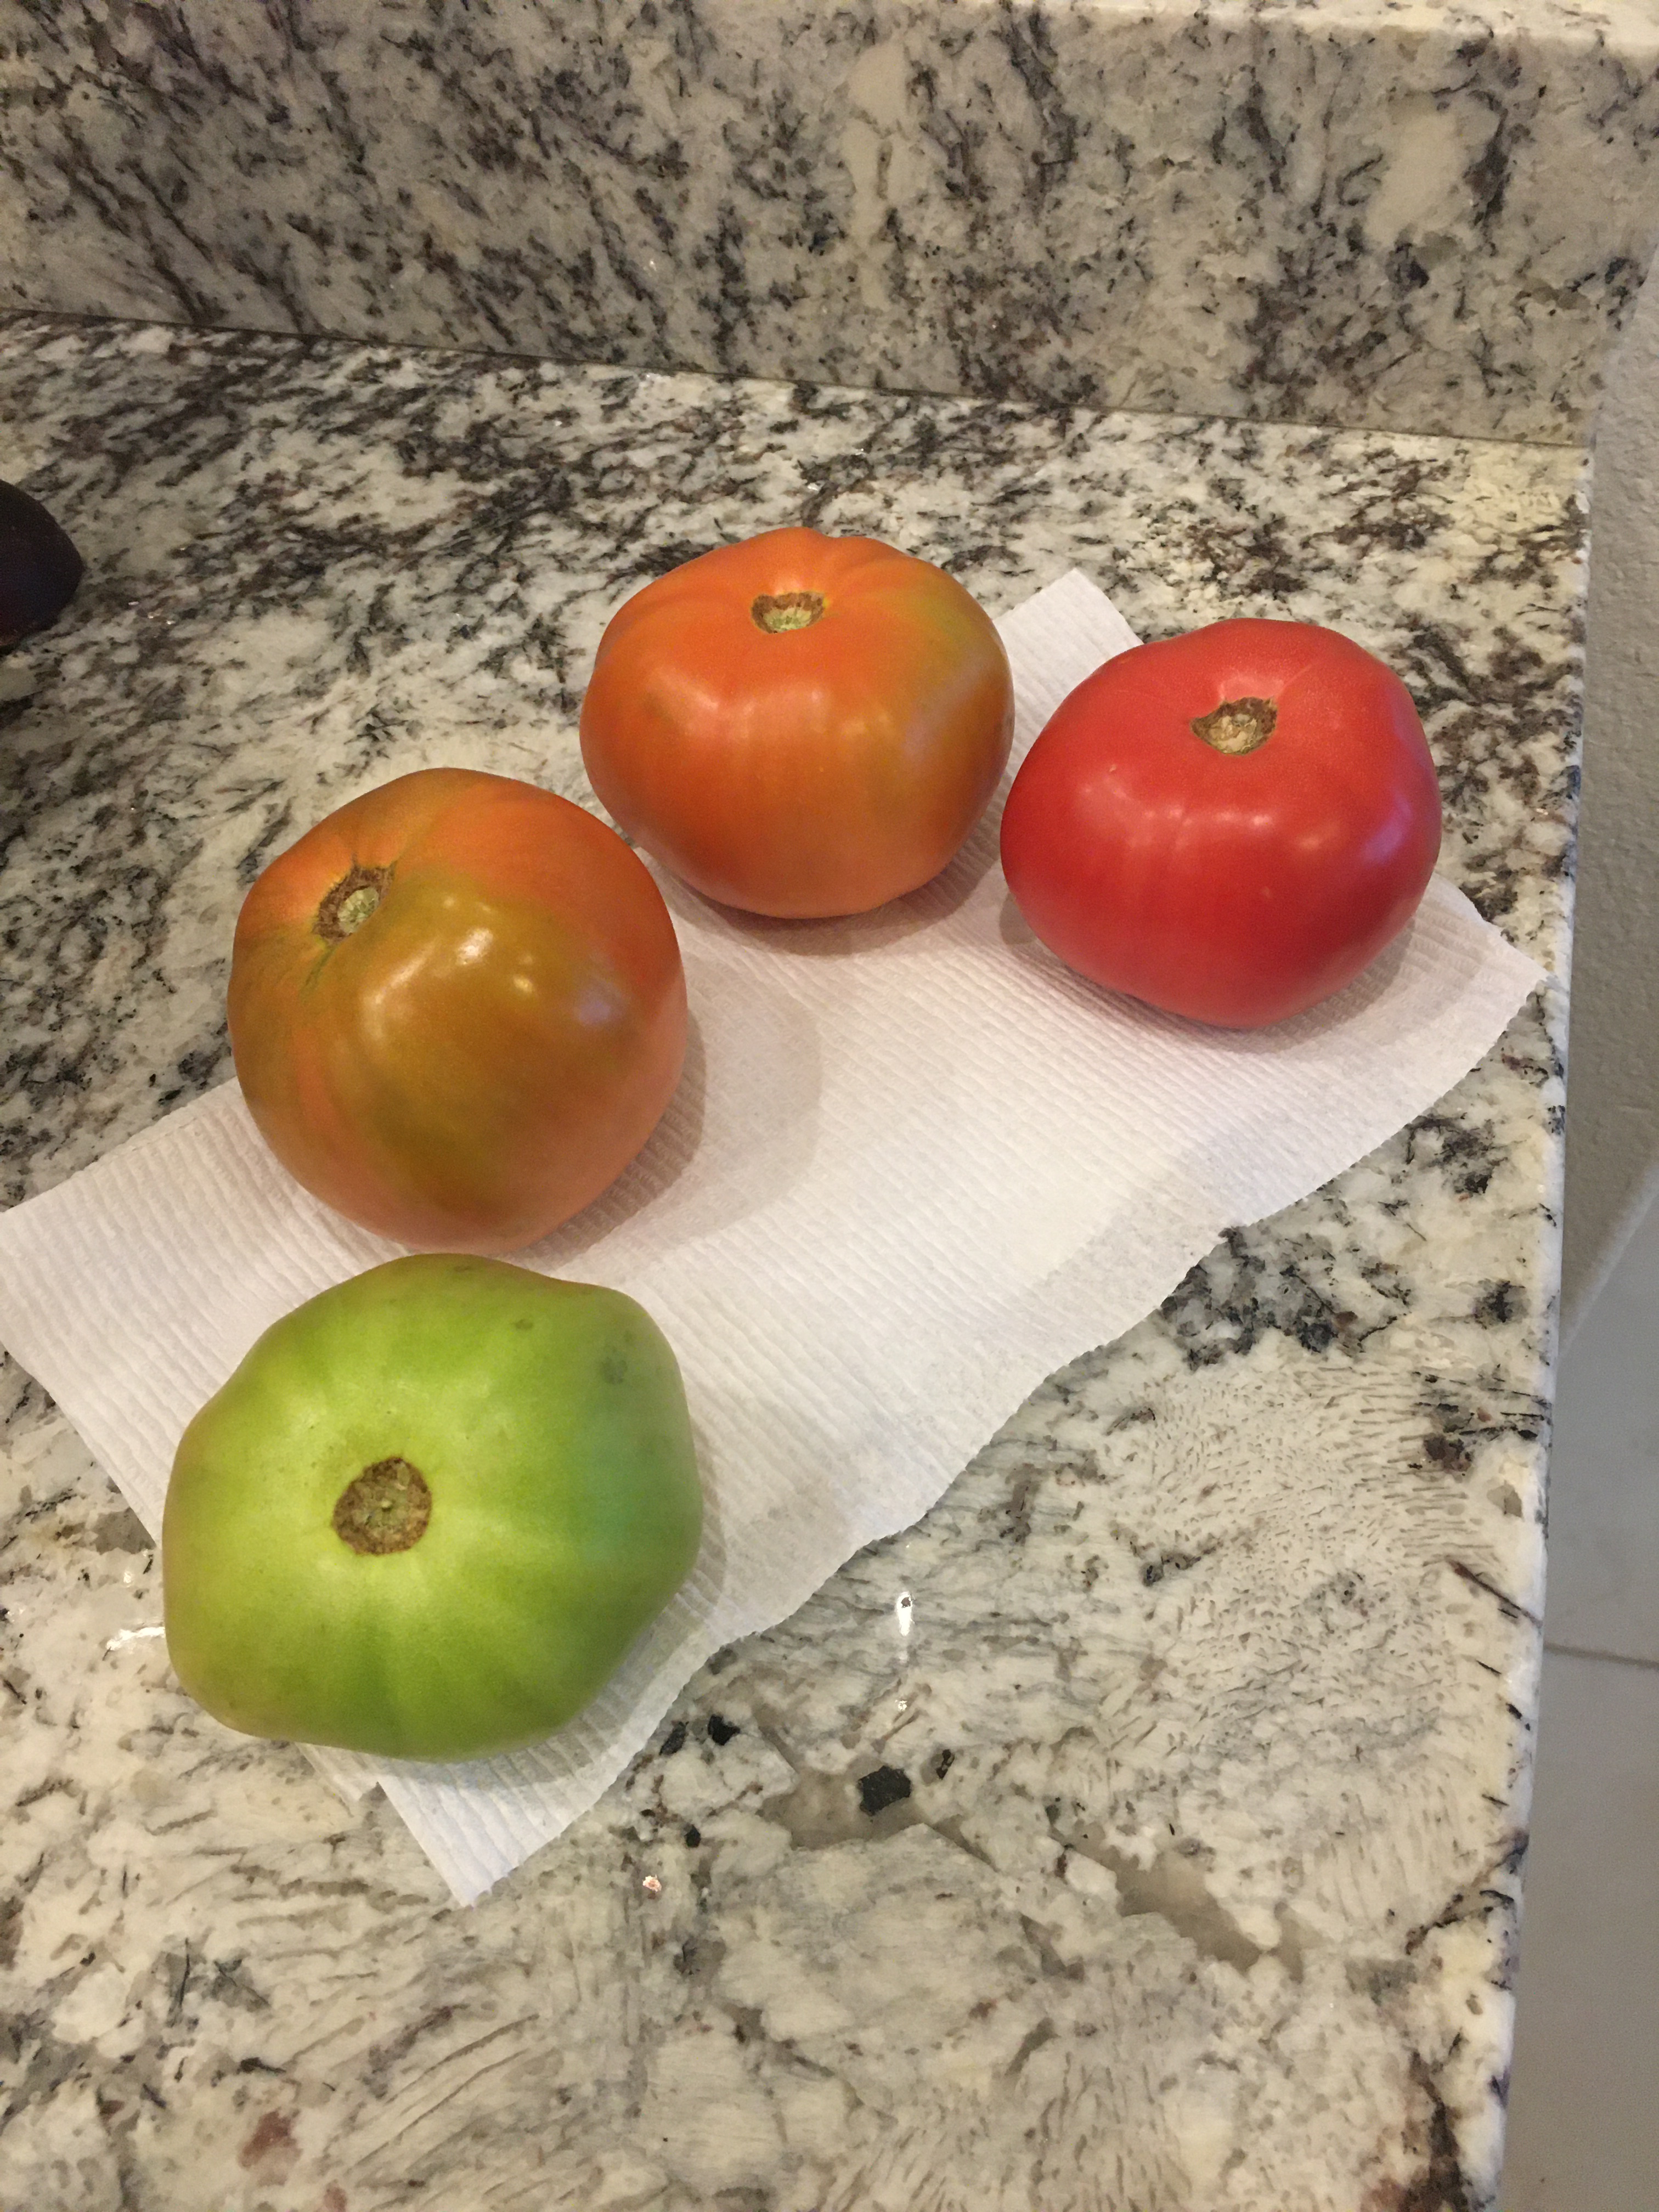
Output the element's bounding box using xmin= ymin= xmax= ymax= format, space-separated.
xmin=228 ymin=769 xmax=687 ymax=1251
xmin=579 ymin=527 xmax=1014 ymax=918
xmin=1000 ymin=619 xmax=1443 ymax=1029
xmin=162 ymin=1255 xmax=704 ymax=1762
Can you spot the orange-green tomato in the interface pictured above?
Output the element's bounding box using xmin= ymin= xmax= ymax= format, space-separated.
xmin=162 ymin=1256 xmax=704 ymax=1763
xmin=579 ymin=527 xmax=1015 ymax=918
xmin=228 ymin=767 xmax=687 ymax=1253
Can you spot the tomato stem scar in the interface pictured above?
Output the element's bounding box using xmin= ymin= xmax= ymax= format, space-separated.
xmin=1190 ymin=697 xmax=1277 ymax=755
xmin=315 ymin=863 xmax=393 ymax=941
xmin=751 ymin=590 xmax=825 ymax=633
xmin=332 ymin=1457 xmax=432 ymax=1555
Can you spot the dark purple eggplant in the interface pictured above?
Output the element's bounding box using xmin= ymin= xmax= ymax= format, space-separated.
xmin=0 ymin=478 xmax=83 ymax=646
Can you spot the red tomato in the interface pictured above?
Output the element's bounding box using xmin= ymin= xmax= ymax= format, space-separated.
xmin=579 ymin=527 xmax=1014 ymax=918
xmin=228 ymin=769 xmax=686 ymax=1251
xmin=1000 ymin=619 xmax=1442 ymax=1028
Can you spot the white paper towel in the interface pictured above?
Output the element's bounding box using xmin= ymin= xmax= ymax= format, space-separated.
xmin=0 ymin=572 xmax=1544 ymax=1902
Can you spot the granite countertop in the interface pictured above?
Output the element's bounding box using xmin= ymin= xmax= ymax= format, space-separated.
xmin=0 ymin=313 xmax=1581 ymax=2211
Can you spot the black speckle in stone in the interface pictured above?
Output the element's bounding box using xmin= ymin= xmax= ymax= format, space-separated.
xmin=1388 ymin=241 xmax=1431 ymax=293
xmin=1423 ymin=1430 xmax=1474 ymax=1474
xmin=1143 ymin=1548 xmax=1201 ymax=1587
xmin=659 ymin=1721 xmax=687 ymax=1757
xmin=933 ymin=1747 xmax=955 ymax=1780
xmin=1407 ymin=1111 xmax=1502 ymax=1200
xmin=637 ymin=537 xmax=718 ymax=582
xmin=707 ymin=1713 xmax=740 ymax=1745
xmin=1473 ymin=1280 xmax=1521 ymax=1327
xmin=683 ymin=1824 xmax=701 ymax=1847
xmin=857 ymin=1765 xmax=912 ymax=1817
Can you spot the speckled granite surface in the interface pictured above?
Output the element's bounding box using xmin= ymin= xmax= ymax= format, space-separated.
xmin=2 ymin=0 xmax=1657 ymax=442
xmin=0 ymin=314 xmax=1583 ymax=2210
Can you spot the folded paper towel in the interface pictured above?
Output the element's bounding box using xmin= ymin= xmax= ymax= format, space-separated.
xmin=0 ymin=571 xmax=1544 ymax=1901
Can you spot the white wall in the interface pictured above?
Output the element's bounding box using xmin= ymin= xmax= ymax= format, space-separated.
xmin=1561 ymin=259 xmax=1659 ymax=1337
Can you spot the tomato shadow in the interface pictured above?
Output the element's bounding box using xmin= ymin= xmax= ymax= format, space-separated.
xmin=995 ymin=887 xmax=1417 ymax=1051
xmin=526 ymin=1013 xmax=711 ymax=1268
xmin=652 ymin=779 xmax=1012 ymax=961
xmin=524 ymin=952 xmax=828 ymax=1266
xmin=674 ymin=1380 xmax=869 ymax=1637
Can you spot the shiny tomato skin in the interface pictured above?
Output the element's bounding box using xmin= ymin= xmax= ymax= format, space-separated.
xmin=228 ymin=769 xmax=686 ymax=1251
xmin=999 ymin=619 xmax=1443 ymax=1028
xmin=578 ymin=527 xmax=1014 ymax=918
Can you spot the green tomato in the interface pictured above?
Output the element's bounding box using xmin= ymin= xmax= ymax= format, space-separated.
xmin=162 ymin=1254 xmax=703 ymax=1762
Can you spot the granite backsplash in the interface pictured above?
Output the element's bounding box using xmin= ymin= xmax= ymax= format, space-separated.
xmin=2 ymin=0 xmax=1658 ymax=443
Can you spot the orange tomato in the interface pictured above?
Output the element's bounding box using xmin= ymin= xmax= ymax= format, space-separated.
xmin=579 ymin=527 xmax=1014 ymax=917
xmin=228 ymin=769 xmax=686 ymax=1251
